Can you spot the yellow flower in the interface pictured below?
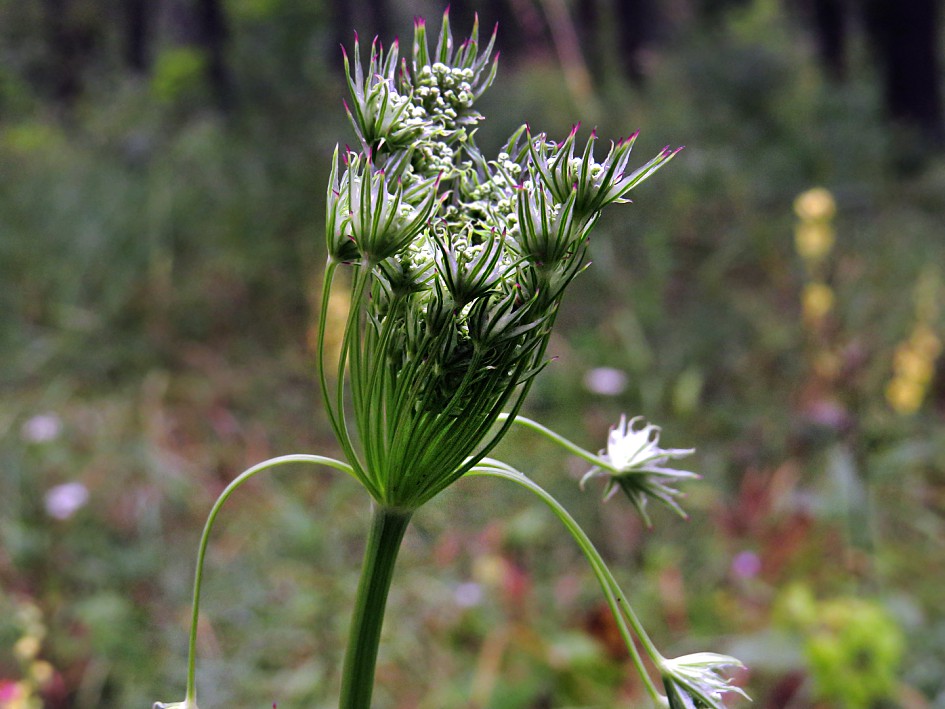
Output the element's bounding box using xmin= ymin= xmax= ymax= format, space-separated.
xmin=894 ymin=345 xmax=934 ymax=385
xmin=794 ymin=187 xmax=836 ymax=222
xmin=29 ymin=661 xmax=53 ymax=687
xmin=886 ymin=377 xmax=924 ymax=414
xmin=13 ymin=636 xmax=40 ymax=662
xmin=795 ymin=222 xmax=835 ymax=263
xmin=802 ymin=282 xmax=834 ymax=324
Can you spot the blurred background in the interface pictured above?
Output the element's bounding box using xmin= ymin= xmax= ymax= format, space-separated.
xmin=2 ymin=0 xmax=944 ymax=706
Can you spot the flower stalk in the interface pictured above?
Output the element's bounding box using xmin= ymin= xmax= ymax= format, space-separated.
xmin=339 ymin=506 xmax=413 ymax=709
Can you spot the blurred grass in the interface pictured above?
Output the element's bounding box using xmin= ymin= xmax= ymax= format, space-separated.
xmin=2 ymin=0 xmax=945 ymax=707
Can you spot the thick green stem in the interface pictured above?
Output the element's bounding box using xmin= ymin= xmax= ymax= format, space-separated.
xmin=339 ymin=505 xmax=413 ymax=709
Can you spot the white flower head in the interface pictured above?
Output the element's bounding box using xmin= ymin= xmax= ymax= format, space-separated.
xmin=44 ymin=482 xmax=89 ymax=520
xmin=661 ymin=652 xmax=749 ymax=709
xmin=581 ymin=415 xmax=698 ymax=527
xmin=153 ymin=700 xmax=199 ymax=709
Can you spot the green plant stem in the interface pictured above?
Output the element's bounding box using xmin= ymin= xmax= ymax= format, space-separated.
xmin=183 ymin=454 xmax=354 ymax=706
xmin=339 ymin=505 xmax=413 ymax=709
xmin=498 ymin=413 xmax=609 ymax=469
xmin=469 ymin=461 xmax=666 ymax=706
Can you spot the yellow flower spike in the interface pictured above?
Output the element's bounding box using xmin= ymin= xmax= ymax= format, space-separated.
xmin=794 ymin=221 xmax=835 ymax=263
xmin=29 ymin=660 xmax=54 ymax=687
xmin=894 ymin=345 xmax=934 ymax=385
xmin=910 ymin=324 xmax=942 ymax=359
xmin=794 ymin=187 xmax=836 ymax=222
xmin=802 ymin=282 xmax=835 ymax=325
xmin=13 ymin=635 xmax=40 ymax=662
xmin=886 ymin=377 xmax=924 ymax=414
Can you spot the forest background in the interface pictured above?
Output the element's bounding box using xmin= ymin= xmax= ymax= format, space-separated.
xmin=2 ymin=0 xmax=945 ymax=706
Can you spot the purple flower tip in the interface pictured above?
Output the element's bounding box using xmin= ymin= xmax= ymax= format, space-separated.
xmin=353 ymin=30 xmax=359 ymax=43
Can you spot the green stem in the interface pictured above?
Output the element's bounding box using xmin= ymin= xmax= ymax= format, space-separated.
xmin=183 ymin=454 xmax=354 ymax=706
xmin=498 ymin=413 xmax=609 ymax=469
xmin=469 ymin=461 xmax=666 ymax=706
xmin=339 ymin=505 xmax=413 ymax=709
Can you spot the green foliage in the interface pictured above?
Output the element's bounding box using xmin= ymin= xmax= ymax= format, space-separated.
xmin=151 ymin=48 xmax=209 ymax=104
xmin=779 ymin=585 xmax=904 ymax=708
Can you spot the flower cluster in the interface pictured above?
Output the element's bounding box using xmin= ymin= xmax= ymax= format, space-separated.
xmin=581 ymin=414 xmax=698 ymax=526
xmin=793 ymin=187 xmax=837 ymax=329
xmin=885 ymin=267 xmax=942 ymax=414
xmin=0 ymin=598 xmax=55 ymax=709
xmin=661 ymin=653 xmax=748 ymax=709
xmin=319 ymin=11 xmax=680 ymax=510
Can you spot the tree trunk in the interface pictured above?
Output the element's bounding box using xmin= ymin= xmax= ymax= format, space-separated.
xmin=864 ymin=0 xmax=945 ymax=145
xmin=809 ymin=0 xmax=848 ymax=81
xmin=613 ymin=0 xmax=656 ymax=85
xmin=196 ymin=0 xmax=232 ymax=109
xmin=125 ymin=0 xmax=151 ymax=73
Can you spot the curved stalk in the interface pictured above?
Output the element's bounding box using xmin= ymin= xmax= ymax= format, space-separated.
xmin=497 ymin=413 xmax=608 ymax=469
xmin=182 ymin=454 xmax=355 ymax=706
xmin=468 ymin=461 xmax=667 ymax=706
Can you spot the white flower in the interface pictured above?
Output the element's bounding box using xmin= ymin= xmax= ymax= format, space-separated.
xmin=21 ymin=413 xmax=62 ymax=443
xmin=603 ymin=415 xmax=694 ymax=474
xmin=583 ymin=366 xmax=628 ymax=396
xmin=661 ymin=652 xmax=749 ymax=709
xmin=581 ymin=415 xmax=697 ymax=526
xmin=44 ymin=482 xmax=89 ymax=520
xmin=153 ymin=700 xmax=199 ymax=709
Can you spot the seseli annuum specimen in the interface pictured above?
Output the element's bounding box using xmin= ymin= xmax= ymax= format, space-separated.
xmin=155 ymin=12 xmax=748 ymax=709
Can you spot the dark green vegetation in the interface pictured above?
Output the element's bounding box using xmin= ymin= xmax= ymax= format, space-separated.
xmin=2 ymin=1 xmax=944 ymax=707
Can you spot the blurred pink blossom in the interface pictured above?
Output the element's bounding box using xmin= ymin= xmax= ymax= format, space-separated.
xmin=21 ymin=413 xmax=62 ymax=443
xmin=583 ymin=367 xmax=628 ymax=396
xmin=44 ymin=482 xmax=89 ymax=520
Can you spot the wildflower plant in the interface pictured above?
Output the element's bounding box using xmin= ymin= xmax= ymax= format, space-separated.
xmin=155 ymin=12 xmax=747 ymax=709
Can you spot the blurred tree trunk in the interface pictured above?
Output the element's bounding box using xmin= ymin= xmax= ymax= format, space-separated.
xmin=125 ymin=0 xmax=151 ymax=73
xmin=328 ymin=0 xmax=353 ymax=71
xmin=43 ymin=0 xmax=97 ymax=104
xmin=574 ymin=0 xmax=601 ymax=74
xmin=327 ymin=0 xmax=392 ymax=69
xmin=808 ymin=0 xmax=847 ymax=80
xmin=195 ymin=0 xmax=232 ymax=109
xmin=864 ymin=0 xmax=945 ymax=145
xmin=613 ymin=0 xmax=657 ymax=84
xmin=167 ymin=0 xmax=232 ymax=108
